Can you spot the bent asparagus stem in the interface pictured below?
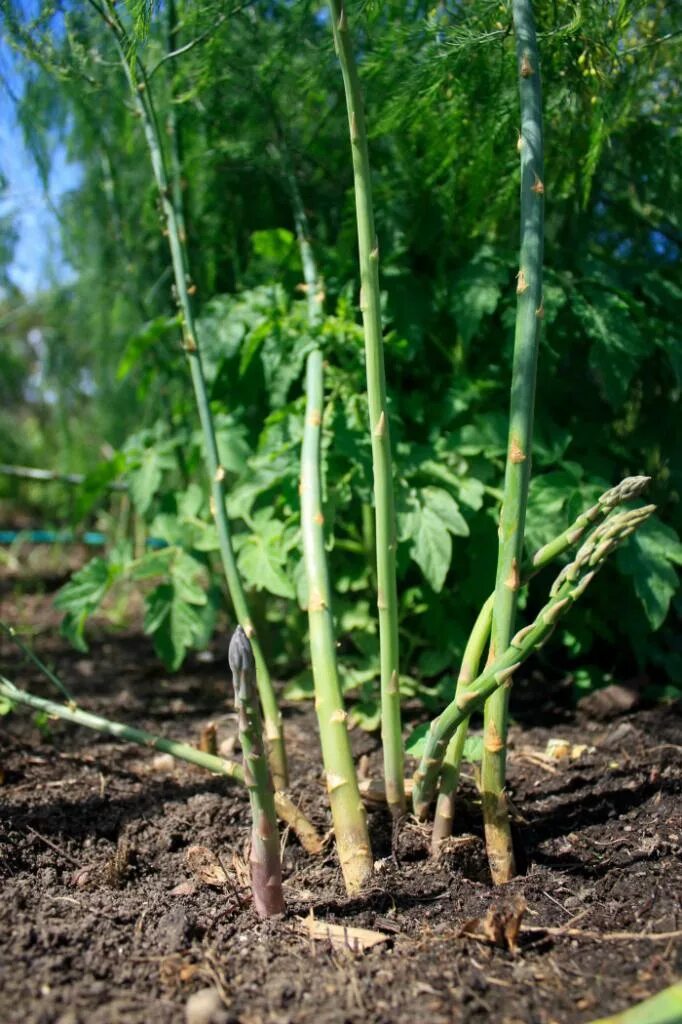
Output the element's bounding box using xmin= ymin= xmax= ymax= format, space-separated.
xmin=0 ymin=676 xmax=321 ymax=852
xmin=482 ymin=0 xmax=545 ymax=883
xmin=228 ymin=627 xmax=284 ymax=917
xmin=432 ymin=475 xmax=651 ymax=849
xmin=91 ymin=0 xmax=287 ymax=789
xmin=328 ymin=0 xmax=404 ymax=817
xmin=412 ymin=504 xmax=655 ymax=820
xmin=301 ymin=351 xmax=373 ymax=893
xmin=431 ymin=595 xmax=493 ymax=852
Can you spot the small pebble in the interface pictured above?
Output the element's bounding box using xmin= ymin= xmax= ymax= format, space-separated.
xmin=185 ymin=987 xmax=226 ymax=1024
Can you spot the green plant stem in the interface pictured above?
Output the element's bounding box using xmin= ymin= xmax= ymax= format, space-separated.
xmin=431 ymin=595 xmax=493 ymax=852
xmin=0 ymin=675 xmax=321 ymax=852
xmin=482 ymin=0 xmax=545 ymax=883
xmin=412 ymin=504 xmax=655 ymax=819
xmin=285 ymin=146 xmax=373 ymax=891
xmin=0 ymin=620 xmax=76 ymax=704
xmin=228 ymin=626 xmax=284 ymax=917
xmin=92 ymin=0 xmax=287 ymax=788
xmin=432 ymin=476 xmax=651 ymax=849
xmin=328 ymin=0 xmax=404 ymax=817
xmin=301 ymin=350 xmax=373 ymax=893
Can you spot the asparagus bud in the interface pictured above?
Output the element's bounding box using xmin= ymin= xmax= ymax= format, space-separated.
xmin=229 ymin=626 xmax=284 ymax=917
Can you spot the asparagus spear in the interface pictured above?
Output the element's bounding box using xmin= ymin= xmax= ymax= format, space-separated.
xmin=280 ymin=141 xmax=373 ymax=891
xmin=228 ymin=627 xmax=284 ymax=917
xmin=482 ymin=0 xmax=546 ymax=882
xmin=300 ymin=351 xmax=373 ymax=893
xmin=327 ymin=0 xmax=405 ymax=817
xmin=413 ymin=504 xmax=655 ymax=820
xmin=432 ymin=476 xmax=651 ymax=851
xmin=91 ymin=0 xmax=288 ymax=788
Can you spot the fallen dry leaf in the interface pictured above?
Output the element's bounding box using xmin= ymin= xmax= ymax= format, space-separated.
xmin=299 ymin=911 xmax=391 ymax=953
xmin=169 ymin=880 xmax=197 ymax=897
xmin=459 ymin=894 xmax=527 ymax=953
xmin=185 ymin=846 xmax=228 ymax=887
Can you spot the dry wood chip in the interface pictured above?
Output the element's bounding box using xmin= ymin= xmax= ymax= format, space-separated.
xmin=185 ymin=846 xmax=228 ymax=887
xmin=459 ymin=894 xmax=527 ymax=953
xmin=299 ymin=911 xmax=391 ymax=953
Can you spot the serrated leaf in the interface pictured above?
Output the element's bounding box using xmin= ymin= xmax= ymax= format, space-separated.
xmin=171 ymin=551 xmax=207 ymax=606
xmin=128 ymin=449 xmax=166 ymax=516
xmin=144 ymin=583 xmax=204 ymax=670
xmin=237 ymin=535 xmax=294 ymax=599
xmin=55 ymin=558 xmax=113 ymax=615
xmin=572 ymin=289 xmax=647 ymax=408
xmin=130 ymin=548 xmax=175 ymax=580
xmin=59 ymin=610 xmax=90 ymax=652
xmin=410 ymin=505 xmax=452 ymax=592
xmin=617 ymin=518 xmax=682 ymax=630
xmin=422 ymin=487 xmax=469 ymax=537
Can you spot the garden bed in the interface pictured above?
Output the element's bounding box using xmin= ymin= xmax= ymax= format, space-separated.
xmin=1 ymin=589 xmax=680 ymax=1024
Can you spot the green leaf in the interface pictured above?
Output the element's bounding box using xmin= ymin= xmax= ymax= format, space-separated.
xmin=55 ymin=558 xmax=113 ymax=621
xmin=348 ymin=699 xmax=381 ymax=732
xmin=170 ymin=551 xmax=207 ymax=606
xmin=237 ymin=532 xmax=295 ymax=600
xmin=572 ymin=288 xmax=647 ymax=408
xmin=410 ymin=506 xmax=452 ymax=592
xmin=117 ymin=316 xmax=181 ymax=381
xmin=617 ymin=517 xmax=682 ymax=630
xmin=405 ymin=722 xmax=430 ymax=757
xmin=283 ymin=670 xmax=314 ymax=702
xmin=143 ymin=583 xmax=205 ymax=670
xmin=128 ymin=447 xmax=173 ymax=516
xmin=130 ymin=548 xmax=175 ymax=580
xmin=450 ymin=246 xmax=506 ymax=345
xmin=250 ymin=228 xmax=296 ymax=266
xmin=422 ymin=487 xmax=469 ymax=537
xmin=400 ymin=487 xmax=468 ymax=592
xmin=462 ymin=735 xmax=483 ymax=762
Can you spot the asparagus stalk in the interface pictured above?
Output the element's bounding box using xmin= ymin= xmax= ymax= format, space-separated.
xmin=412 ymin=504 xmax=655 ymax=819
xmin=228 ymin=627 xmax=284 ymax=917
xmin=432 ymin=476 xmax=651 ymax=850
xmin=91 ymin=0 xmax=287 ymax=788
xmin=0 ymin=676 xmax=321 ymax=853
xmin=327 ymin=0 xmax=404 ymax=817
xmin=301 ymin=350 xmax=373 ymax=893
xmin=284 ymin=150 xmax=373 ymax=891
xmin=482 ymin=0 xmax=545 ymax=883
xmin=431 ymin=595 xmax=493 ymax=852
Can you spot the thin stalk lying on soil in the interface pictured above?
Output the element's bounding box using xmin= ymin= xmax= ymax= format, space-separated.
xmin=432 ymin=476 xmax=651 ymax=851
xmin=0 ymin=676 xmax=322 ymax=854
xmin=90 ymin=0 xmax=288 ymax=789
xmin=482 ymin=0 xmax=545 ymax=884
xmin=412 ymin=503 xmax=656 ymax=818
xmin=327 ymin=0 xmax=404 ymax=818
xmin=288 ymin=162 xmax=373 ymax=892
xmin=228 ymin=627 xmax=284 ymax=917
xmin=301 ymin=350 xmax=373 ymax=893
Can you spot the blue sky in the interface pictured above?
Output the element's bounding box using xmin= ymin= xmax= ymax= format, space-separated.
xmin=0 ymin=41 xmax=81 ymax=295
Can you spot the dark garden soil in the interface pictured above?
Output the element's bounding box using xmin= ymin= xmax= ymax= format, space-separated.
xmin=1 ymin=577 xmax=681 ymax=1024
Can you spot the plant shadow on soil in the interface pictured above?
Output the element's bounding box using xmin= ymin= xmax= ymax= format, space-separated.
xmin=1 ymin=588 xmax=681 ymax=1024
